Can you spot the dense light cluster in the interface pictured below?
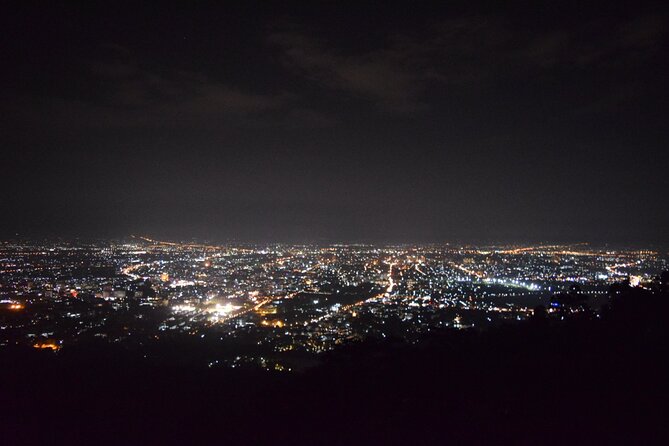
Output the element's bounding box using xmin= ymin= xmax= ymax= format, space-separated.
xmin=1 ymin=238 xmax=665 ymax=370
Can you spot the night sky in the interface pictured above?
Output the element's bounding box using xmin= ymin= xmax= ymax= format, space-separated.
xmin=2 ymin=2 xmax=668 ymax=244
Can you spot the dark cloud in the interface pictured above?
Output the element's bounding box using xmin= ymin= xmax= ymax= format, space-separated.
xmin=270 ymin=13 xmax=666 ymax=115
xmin=13 ymin=55 xmax=290 ymax=130
xmin=269 ymin=30 xmax=429 ymax=112
xmin=1 ymin=2 xmax=667 ymax=244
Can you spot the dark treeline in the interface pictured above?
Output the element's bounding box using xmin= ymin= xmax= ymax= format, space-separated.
xmin=2 ymin=275 xmax=668 ymax=445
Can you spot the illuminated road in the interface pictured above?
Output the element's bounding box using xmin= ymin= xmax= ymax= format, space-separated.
xmin=210 ymin=297 xmax=273 ymax=324
xmin=309 ymin=259 xmax=397 ymax=324
xmin=385 ymin=261 xmax=396 ymax=296
xmin=131 ymin=235 xmax=253 ymax=254
xmin=449 ymin=262 xmax=485 ymax=279
xmin=414 ymin=263 xmax=426 ymax=275
xmin=121 ymin=262 xmax=149 ymax=280
xmin=606 ymin=262 xmax=637 ymax=276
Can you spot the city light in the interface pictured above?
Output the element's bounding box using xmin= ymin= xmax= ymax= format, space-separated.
xmin=0 ymin=238 xmax=665 ymax=370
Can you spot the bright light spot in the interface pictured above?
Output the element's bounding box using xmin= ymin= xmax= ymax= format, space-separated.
xmin=172 ymin=304 xmax=197 ymax=313
xmin=33 ymin=342 xmax=60 ymax=351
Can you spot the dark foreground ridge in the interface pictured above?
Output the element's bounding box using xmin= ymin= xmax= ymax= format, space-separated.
xmin=2 ymin=279 xmax=668 ymax=446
